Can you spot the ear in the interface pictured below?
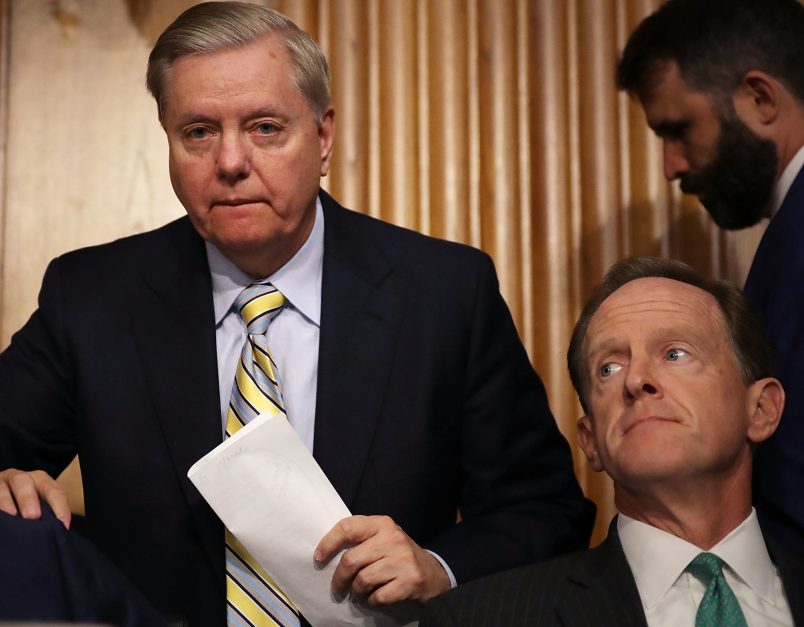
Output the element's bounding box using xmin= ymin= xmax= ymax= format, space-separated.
xmin=577 ymin=415 xmax=604 ymax=472
xmin=318 ymin=107 xmax=336 ymax=177
xmin=732 ymin=71 xmax=780 ymax=127
xmin=745 ymin=377 xmax=785 ymax=444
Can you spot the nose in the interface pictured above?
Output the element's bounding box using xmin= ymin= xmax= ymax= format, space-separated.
xmin=623 ymin=357 xmax=661 ymax=402
xmin=662 ymin=140 xmax=689 ymax=181
xmin=216 ymin=133 xmax=251 ymax=183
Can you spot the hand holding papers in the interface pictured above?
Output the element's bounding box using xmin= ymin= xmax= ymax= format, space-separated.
xmin=187 ymin=413 xmax=418 ymax=626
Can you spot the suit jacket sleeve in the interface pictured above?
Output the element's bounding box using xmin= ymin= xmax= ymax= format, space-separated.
xmin=0 ymin=257 xmax=80 ymax=476
xmin=421 ymin=251 xmax=595 ymax=582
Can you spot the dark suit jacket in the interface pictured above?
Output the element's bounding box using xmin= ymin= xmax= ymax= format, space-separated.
xmin=0 ymin=192 xmax=594 ymax=625
xmin=745 ymin=165 xmax=804 ymax=553
xmin=421 ymin=519 xmax=804 ymax=626
xmin=0 ymin=503 xmax=166 ymax=626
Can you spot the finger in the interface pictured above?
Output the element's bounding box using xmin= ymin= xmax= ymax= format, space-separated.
xmin=360 ymin=543 xmax=450 ymax=604
xmin=330 ymin=540 xmax=387 ymax=595
xmin=0 ymin=479 xmax=19 ymax=516
xmin=315 ymin=515 xmax=379 ymax=563
xmin=35 ymin=472 xmax=71 ymax=530
xmin=367 ymin=576 xmax=412 ymax=607
xmin=8 ymin=471 xmax=43 ymax=519
xmin=349 ymin=556 xmax=393 ymax=598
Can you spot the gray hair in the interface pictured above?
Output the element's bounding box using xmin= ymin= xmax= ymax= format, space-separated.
xmin=146 ymin=1 xmax=331 ymax=123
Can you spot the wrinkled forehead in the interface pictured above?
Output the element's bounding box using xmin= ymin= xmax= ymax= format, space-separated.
xmin=163 ymin=33 xmax=293 ymax=101
xmin=585 ymin=277 xmax=727 ymax=352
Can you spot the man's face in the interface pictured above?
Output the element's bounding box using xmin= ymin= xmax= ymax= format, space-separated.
xmin=162 ymin=34 xmax=334 ymax=276
xmin=639 ymin=62 xmax=778 ymax=230
xmin=577 ymin=278 xmax=763 ymax=493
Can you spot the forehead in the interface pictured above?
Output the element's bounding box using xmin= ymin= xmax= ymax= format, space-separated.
xmin=164 ymin=34 xmax=295 ymax=107
xmin=586 ymin=277 xmax=727 ymax=350
xmin=638 ymin=62 xmax=719 ymax=129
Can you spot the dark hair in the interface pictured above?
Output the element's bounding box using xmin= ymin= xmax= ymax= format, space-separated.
xmin=616 ymin=0 xmax=804 ymax=104
xmin=567 ymin=257 xmax=773 ymax=413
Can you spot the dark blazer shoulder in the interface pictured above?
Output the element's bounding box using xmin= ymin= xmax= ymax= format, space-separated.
xmin=422 ymin=522 xmax=647 ymax=627
xmin=53 ymin=216 xmax=203 ymax=279
xmin=319 ymin=190 xmax=494 ymax=274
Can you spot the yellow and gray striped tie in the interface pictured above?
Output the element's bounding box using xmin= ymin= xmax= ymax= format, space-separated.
xmin=225 ymin=282 xmax=301 ymax=627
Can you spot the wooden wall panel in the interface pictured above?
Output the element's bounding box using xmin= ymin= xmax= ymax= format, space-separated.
xmin=1 ymin=0 xmax=188 ymax=343
xmin=0 ymin=0 xmax=765 ymax=543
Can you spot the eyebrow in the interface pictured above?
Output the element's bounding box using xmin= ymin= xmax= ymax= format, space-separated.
xmin=585 ymin=338 xmax=626 ymax=363
xmin=649 ymin=119 xmax=689 ymax=138
xmin=586 ymin=325 xmax=710 ymax=360
xmin=172 ymin=106 xmax=289 ymax=128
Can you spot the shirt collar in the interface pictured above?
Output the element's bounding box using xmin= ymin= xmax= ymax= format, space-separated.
xmin=771 ymin=144 xmax=804 ymax=216
xmin=713 ymin=509 xmax=777 ymax=603
xmin=206 ymin=197 xmax=324 ymax=326
xmin=618 ymin=508 xmax=775 ymax=608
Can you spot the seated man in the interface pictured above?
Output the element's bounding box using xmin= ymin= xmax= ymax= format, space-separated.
xmin=422 ymin=256 xmax=804 ymax=626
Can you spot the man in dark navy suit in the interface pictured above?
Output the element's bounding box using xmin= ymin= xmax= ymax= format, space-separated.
xmin=0 ymin=2 xmax=593 ymax=624
xmin=423 ymin=257 xmax=804 ymax=626
xmin=616 ymin=0 xmax=804 ymax=553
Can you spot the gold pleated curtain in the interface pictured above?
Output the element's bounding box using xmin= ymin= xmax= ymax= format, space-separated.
xmin=0 ymin=0 xmax=764 ymax=543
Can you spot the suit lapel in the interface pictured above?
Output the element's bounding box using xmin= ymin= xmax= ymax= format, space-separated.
xmin=313 ymin=193 xmax=405 ymax=508
xmin=557 ymin=520 xmax=649 ymax=627
xmin=128 ymin=218 xmax=223 ymax=574
xmin=768 ymin=542 xmax=804 ymax=625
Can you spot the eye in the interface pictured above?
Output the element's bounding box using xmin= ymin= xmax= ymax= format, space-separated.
xmin=600 ymin=362 xmax=622 ymax=378
xmin=666 ymin=348 xmax=688 ymax=362
xmin=254 ymin=122 xmax=279 ymax=134
xmin=657 ymin=121 xmax=689 ymax=141
xmin=187 ymin=127 xmax=210 ymax=140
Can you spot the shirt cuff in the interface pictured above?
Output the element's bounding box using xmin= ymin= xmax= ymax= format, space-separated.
xmin=425 ymin=550 xmax=457 ymax=589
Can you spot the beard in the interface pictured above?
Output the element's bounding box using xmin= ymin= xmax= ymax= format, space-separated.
xmin=679 ymin=114 xmax=778 ymax=230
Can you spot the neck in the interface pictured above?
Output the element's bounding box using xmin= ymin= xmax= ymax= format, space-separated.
xmin=230 ymin=249 xmax=293 ymax=280
xmin=614 ymin=456 xmax=753 ymax=549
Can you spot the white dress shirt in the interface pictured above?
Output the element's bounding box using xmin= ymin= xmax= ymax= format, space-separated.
xmin=207 ymin=199 xmax=324 ymax=453
xmin=618 ymin=510 xmax=793 ymax=627
xmin=771 ymin=144 xmax=804 ymax=216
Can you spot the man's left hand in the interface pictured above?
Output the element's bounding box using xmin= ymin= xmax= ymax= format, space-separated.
xmin=314 ymin=515 xmax=451 ymax=605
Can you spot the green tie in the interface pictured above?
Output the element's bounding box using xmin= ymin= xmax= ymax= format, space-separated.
xmin=225 ymin=283 xmax=301 ymax=627
xmin=686 ymin=552 xmax=748 ymax=627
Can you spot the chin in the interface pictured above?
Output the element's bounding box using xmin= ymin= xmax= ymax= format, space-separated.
xmin=216 ymin=232 xmax=278 ymax=255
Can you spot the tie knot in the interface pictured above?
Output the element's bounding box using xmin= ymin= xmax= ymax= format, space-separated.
xmin=686 ymin=552 xmax=725 ymax=585
xmin=235 ymin=283 xmax=285 ymax=335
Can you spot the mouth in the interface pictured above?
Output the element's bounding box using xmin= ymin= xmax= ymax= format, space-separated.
xmin=213 ymin=198 xmax=263 ymax=207
xmin=624 ymin=416 xmax=678 ymax=435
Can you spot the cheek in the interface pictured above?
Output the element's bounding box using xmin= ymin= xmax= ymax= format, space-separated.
xmin=169 ymin=156 xmax=209 ymax=205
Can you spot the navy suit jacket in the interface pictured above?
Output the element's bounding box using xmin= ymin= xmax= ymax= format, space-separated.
xmin=745 ymin=165 xmax=804 ymax=553
xmin=421 ymin=519 xmax=804 ymax=626
xmin=0 ymin=504 xmax=166 ymax=626
xmin=0 ymin=191 xmax=594 ymax=625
